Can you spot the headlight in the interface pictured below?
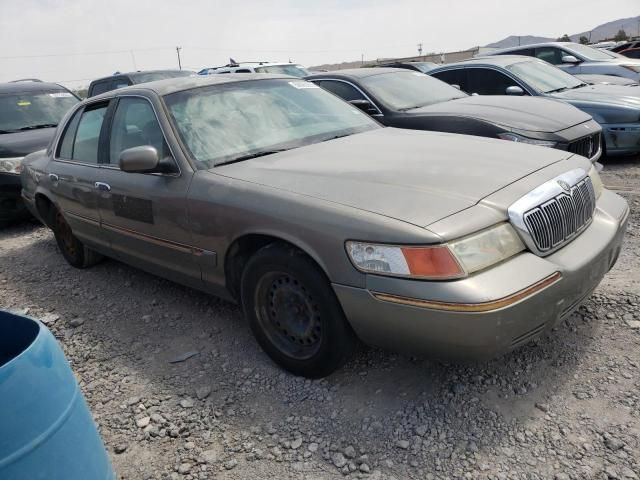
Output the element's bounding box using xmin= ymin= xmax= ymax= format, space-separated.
xmin=497 ymin=133 xmax=557 ymax=148
xmin=0 ymin=157 xmax=24 ymax=174
xmin=588 ymin=165 xmax=604 ymax=199
xmin=346 ymin=223 xmax=525 ymax=280
xmin=621 ymin=65 xmax=640 ymax=73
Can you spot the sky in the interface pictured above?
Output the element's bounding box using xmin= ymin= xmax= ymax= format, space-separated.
xmin=1 ymin=0 xmax=639 ymax=89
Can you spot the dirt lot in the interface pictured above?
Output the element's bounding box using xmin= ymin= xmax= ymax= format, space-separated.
xmin=1 ymin=157 xmax=639 ymax=480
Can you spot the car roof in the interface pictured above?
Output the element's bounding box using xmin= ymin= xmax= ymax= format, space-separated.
xmin=90 ymin=73 xmax=295 ymax=98
xmin=432 ymin=55 xmax=533 ymax=69
xmin=305 ymin=67 xmax=408 ymax=80
xmin=0 ymin=81 xmax=68 ymax=94
xmin=489 ymin=41 xmax=580 ymax=54
xmin=90 ymin=69 xmax=189 ymax=84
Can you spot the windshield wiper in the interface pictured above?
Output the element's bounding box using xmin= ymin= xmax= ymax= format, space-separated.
xmin=398 ymin=104 xmax=428 ymax=111
xmin=320 ymin=133 xmax=353 ymax=142
xmin=18 ymin=123 xmax=58 ymax=131
xmin=216 ymin=149 xmax=289 ymax=166
xmin=545 ymin=87 xmax=568 ymax=94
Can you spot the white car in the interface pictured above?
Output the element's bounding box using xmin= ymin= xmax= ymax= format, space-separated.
xmin=198 ymin=62 xmax=309 ymax=78
xmin=489 ymin=42 xmax=640 ymax=82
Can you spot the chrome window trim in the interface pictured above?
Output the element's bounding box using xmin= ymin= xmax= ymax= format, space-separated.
xmin=310 ymin=78 xmax=384 ymax=116
xmin=508 ymin=168 xmax=592 ymax=256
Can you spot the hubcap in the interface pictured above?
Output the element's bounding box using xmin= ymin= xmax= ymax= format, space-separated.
xmin=255 ymin=272 xmax=322 ymax=360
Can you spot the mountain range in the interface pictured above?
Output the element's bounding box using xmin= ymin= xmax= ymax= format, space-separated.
xmin=485 ymin=15 xmax=640 ymax=49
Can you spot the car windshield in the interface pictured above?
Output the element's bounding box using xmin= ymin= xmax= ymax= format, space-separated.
xmin=506 ymin=60 xmax=584 ymax=93
xmin=360 ymin=71 xmax=467 ymax=110
xmin=164 ymin=79 xmax=379 ymax=168
xmin=0 ymin=90 xmax=78 ymax=133
xmin=254 ymin=65 xmax=310 ymax=78
xmin=133 ymin=71 xmax=193 ymax=83
xmin=566 ymin=43 xmax=619 ymax=60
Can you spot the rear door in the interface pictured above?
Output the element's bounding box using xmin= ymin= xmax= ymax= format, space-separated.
xmin=48 ymin=101 xmax=111 ymax=250
xmin=94 ymin=94 xmax=200 ymax=285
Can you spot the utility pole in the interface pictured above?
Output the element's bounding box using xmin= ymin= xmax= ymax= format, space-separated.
xmin=518 ymin=36 xmax=521 ymax=46
xmin=361 ymin=53 xmax=364 ymax=66
xmin=417 ymin=43 xmax=423 ymax=57
xmin=176 ymin=46 xmax=182 ymax=70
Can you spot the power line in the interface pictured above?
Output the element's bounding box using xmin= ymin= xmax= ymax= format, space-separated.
xmin=0 ymin=46 xmax=174 ymax=60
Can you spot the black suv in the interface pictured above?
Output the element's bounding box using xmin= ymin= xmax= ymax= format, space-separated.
xmin=88 ymin=70 xmax=193 ymax=97
xmin=0 ymin=80 xmax=79 ymax=226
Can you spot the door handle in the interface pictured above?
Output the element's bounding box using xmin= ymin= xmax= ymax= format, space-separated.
xmin=94 ymin=182 xmax=111 ymax=192
xmin=49 ymin=173 xmax=59 ymax=182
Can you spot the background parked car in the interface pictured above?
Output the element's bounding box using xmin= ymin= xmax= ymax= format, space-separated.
xmin=198 ymin=62 xmax=309 ymax=77
xmin=428 ymin=56 xmax=640 ymax=156
xmin=370 ymin=61 xmax=438 ymax=73
xmin=20 ymin=74 xmax=628 ymax=378
xmin=619 ymin=48 xmax=640 ymax=59
xmin=610 ymin=40 xmax=640 ymax=53
xmin=87 ymin=70 xmax=194 ymax=97
xmin=488 ymin=42 xmax=640 ymax=82
xmin=575 ymin=74 xmax=639 ymax=86
xmin=306 ymin=68 xmax=602 ymax=162
xmin=0 ymin=80 xmax=78 ymax=226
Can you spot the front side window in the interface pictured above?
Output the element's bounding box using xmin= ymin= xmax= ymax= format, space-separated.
xmin=535 ymin=47 xmax=567 ymax=65
xmin=361 ymin=71 xmax=467 ymax=110
xmin=62 ymin=104 xmax=108 ymax=163
xmin=0 ymin=90 xmax=78 ymax=133
xmin=163 ymin=79 xmax=378 ymax=169
xmin=109 ymin=97 xmax=170 ymax=165
xmin=466 ymin=68 xmax=520 ymax=95
xmin=315 ymin=80 xmax=366 ymax=102
xmin=506 ymin=59 xmax=583 ymax=93
xmin=430 ymin=69 xmax=469 ymax=92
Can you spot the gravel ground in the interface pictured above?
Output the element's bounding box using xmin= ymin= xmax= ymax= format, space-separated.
xmin=1 ymin=157 xmax=639 ymax=480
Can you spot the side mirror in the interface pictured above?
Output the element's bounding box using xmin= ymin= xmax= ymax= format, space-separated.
xmin=505 ymin=85 xmax=525 ymax=96
xmin=349 ymin=99 xmax=378 ymax=115
xmin=561 ymin=55 xmax=581 ymax=64
xmin=119 ymin=146 xmax=160 ymax=173
xmin=451 ymin=84 xmax=461 ymax=90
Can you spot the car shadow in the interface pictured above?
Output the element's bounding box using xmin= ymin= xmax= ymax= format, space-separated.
xmin=0 ymin=228 xmax=605 ymax=475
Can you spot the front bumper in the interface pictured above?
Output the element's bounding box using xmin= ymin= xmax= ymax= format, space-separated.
xmin=602 ymin=123 xmax=640 ymax=155
xmin=334 ymin=190 xmax=629 ymax=360
xmin=0 ymin=173 xmax=29 ymax=224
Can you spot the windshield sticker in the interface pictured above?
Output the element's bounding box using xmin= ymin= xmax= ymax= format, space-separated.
xmin=288 ymin=81 xmax=319 ymax=89
xmin=49 ymin=92 xmax=73 ymax=98
xmin=17 ymin=100 xmax=31 ymax=106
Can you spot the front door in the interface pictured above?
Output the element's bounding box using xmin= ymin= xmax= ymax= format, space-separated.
xmin=48 ymin=101 xmax=110 ymax=250
xmin=94 ymin=95 xmax=200 ymax=286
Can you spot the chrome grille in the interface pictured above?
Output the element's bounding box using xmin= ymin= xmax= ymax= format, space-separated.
xmin=568 ymin=133 xmax=600 ymax=159
xmin=523 ymin=177 xmax=596 ymax=252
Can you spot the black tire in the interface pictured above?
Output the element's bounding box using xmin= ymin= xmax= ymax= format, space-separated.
xmin=53 ymin=209 xmax=103 ymax=269
xmin=241 ymin=243 xmax=356 ymax=378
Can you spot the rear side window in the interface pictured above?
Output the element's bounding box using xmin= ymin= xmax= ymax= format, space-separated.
xmin=314 ymin=80 xmax=365 ymax=102
xmin=70 ymin=104 xmax=108 ymax=163
xmin=57 ymin=109 xmax=82 ymax=159
xmin=430 ymin=69 xmax=468 ymax=92
xmin=466 ymin=68 xmax=519 ymax=95
xmin=234 ymin=69 xmax=252 ymax=73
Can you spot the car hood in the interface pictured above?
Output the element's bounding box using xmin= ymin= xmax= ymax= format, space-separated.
xmin=411 ymin=95 xmax=591 ymax=133
xmin=0 ymin=128 xmax=55 ymax=158
xmin=550 ymin=83 xmax=640 ymax=108
xmin=213 ymin=128 xmax=569 ymax=228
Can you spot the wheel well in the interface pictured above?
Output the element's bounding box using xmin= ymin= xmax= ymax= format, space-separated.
xmin=35 ymin=193 xmax=55 ymax=228
xmin=224 ymin=234 xmax=322 ymax=301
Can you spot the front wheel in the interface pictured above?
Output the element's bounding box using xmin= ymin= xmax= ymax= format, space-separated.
xmin=53 ymin=209 xmax=103 ymax=269
xmin=241 ymin=243 xmax=356 ymax=378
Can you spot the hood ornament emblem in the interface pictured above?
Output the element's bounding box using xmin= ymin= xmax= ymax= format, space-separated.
xmin=557 ymin=180 xmax=571 ymax=192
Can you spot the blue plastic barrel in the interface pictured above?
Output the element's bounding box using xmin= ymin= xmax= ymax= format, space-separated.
xmin=0 ymin=310 xmax=114 ymax=480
